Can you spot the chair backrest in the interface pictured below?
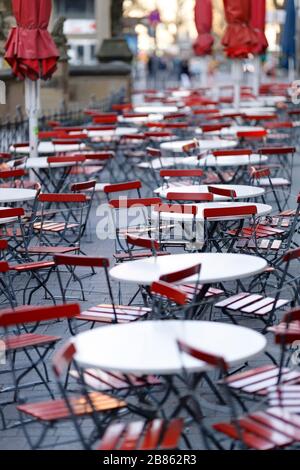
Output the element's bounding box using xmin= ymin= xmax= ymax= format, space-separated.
xmin=0 ymin=303 xmax=80 ymax=328
xmin=202 ymin=124 xmax=231 ymax=133
xmin=213 ymin=149 xmax=252 ymax=157
xmin=0 ymin=169 xmax=26 ymax=180
xmin=92 ymin=114 xmax=118 ymax=124
xmin=167 ymin=192 xmax=213 ymax=202
xmin=257 ymin=146 xmax=296 ymax=155
xmin=283 ymin=248 xmax=300 ymax=263
xmin=160 ymin=169 xmax=203 ymax=178
xmin=203 ymin=205 xmax=257 ymax=220
xmin=237 ymin=130 xmax=268 ymax=139
xmin=177 ymin=340 xmax=229 ymax=373
xmin=0 ymin=207 xmax=25 ymax=220
xmin=151 ymin=281 xmax=188 ymax=306
xmin=250 ymin=166 xmax=270 ymax=179
xmin=70 ymin=180 xmax=97 ymax=193
xmin=54 ymin=254 xmax=109 ymax=268
xmin=39 ymin=194 xmax=87 ymax=204
xmin=47 ymin=155 xmax=86 ymax=165
xmin=160 ymin=264 xmax=201 ymax=284
xmin=103 ymin=180 xmax=142 ymax=195
xmin=147 ymin=147 xmax=162 ymax=158
xmin=182 ymin=141 xmax=198 ymax=154
xmin=126 ymin=235 xmax=160 ymax=252
xmin=208 ymin=186 xmax=237 ymax=199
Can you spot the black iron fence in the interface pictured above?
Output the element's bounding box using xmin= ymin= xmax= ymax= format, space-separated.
xmin=0 ymin=88 xmax=125 ymax=151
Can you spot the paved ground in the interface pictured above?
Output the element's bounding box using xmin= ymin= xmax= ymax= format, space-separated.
xmin=0 ymin=143 xmax=299 ymax=450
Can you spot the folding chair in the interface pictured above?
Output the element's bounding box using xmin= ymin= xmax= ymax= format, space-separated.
xmin=177 ymin=340 xmax=300 ymax=450
xmin=0 ymin=304 xmax=79 ymax=431
xmin=12 ymin=337 xmax=126 ymax=449
xmin=159 ymin=169 xmax=204 ymax=191
xmin=54 ymin=254 xmax=151 ymax=334
xmin=214 ymin=247 xmax=300 ymax=333
xmin=249 ymin=166 xmax=291 ymax=212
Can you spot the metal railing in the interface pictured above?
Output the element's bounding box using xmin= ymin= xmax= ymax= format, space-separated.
xmin=0 ymin=88 xmax=125 ymax=151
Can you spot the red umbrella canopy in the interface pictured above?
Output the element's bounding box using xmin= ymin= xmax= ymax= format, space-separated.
xmin=222 ymin=0 xmax=258 ymax=59
xmin=194 ymin=0 xmax=214 ymax=56
xmin=250 ymin=0 xmax=268 ymax=55
xmin=5 ymin=0 xmax=59 ymax=81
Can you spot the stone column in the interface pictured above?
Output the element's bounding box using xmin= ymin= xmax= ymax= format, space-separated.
xmin=95 ymin=0 xmax=111 ymax=48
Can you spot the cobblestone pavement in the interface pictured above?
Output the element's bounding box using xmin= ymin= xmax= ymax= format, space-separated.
xmin=0 ymin=154 xmax=299 ymax=451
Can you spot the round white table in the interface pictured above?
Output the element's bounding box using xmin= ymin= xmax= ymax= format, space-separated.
xmin=18 ymin=158 xmax=75 ymax=169
xmin=138 ymin=153 xmax=268 ymax=170
xmin=221 ymin=107 xmax=276 ymax=116
xmin=118 ymin=114 xmax=164 ymax=125
xmin=160 ymin=139 xmax=237 ymax=154
xmin=196 ymin=126 xmax=265 ymax=137
xmin=85 ymin=127 xmax=139 ymax=138
xmin=154 ymin=202 xmax=272 ymax=223
xmin=110 ymin=252 xmax=267 ymax=286
xmin=134 ymin=106 xmax=179 ymax=114
xmin=0 ymin=188 xmax=37 ymax=204
xmin=74 ymin=320 xmax=266 ymax=375
xmin=10 ymin=141 xmax=87 ymax=155
xmin=155 ymin=184 xmax=265 ymax=201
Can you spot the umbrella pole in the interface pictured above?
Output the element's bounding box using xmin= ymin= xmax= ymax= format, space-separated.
xmin=253 ymin=56 xmax=261 ymax=97
xmin=232 ymin=60 xmax=241 ymax=111
xmin=25 ymin=78 xmax=40 ymax=161
xmin=288 ymin=57 xmax=295 ymax=83
xmin=201 ymin=57 xmax=208 ymax=87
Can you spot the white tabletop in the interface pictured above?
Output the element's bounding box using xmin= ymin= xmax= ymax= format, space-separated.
xmin=10 ymin=141 xmax=87 ymax=155
xmin=153 ymin=201 xmax=271 ymax=223
xmin=134 ymin=106 xmax=178 ymax=114
xmin=0 ymin=188 xmax=37 ymax=203
xmin=221 ymin=107 xmax=276 ymax=116
xmin=196 ymin=126 xmax=265 ymax=137
xmin=20 ymin=157 xmax=75 ymax=169
xmin=110 ymin=252 xmax=268 ymax=286
xmin=185 ymin=153 xmax=268 ymax=168
xmin=138 ymin=153 xmax=268 ymax=170
xmin=155 ymin=184 xmax=265 ymax=201
xmin=86 ymin=127 xmax=138 ymax=138
xmin=74 ymin=320 xmax=266 ymax=375
xmin=160 ymin=139 xmax=238 ymax=154
xmin=118 ymin=114 xmax=164 ymax=124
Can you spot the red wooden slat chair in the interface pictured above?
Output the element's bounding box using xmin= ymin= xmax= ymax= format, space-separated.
xmin=229 ymin=192 xmax=300 ymax=258
xmin=177 ymin=339 xmax=300 ymax=450
xmin=154 ymin=203 xmax=199 ymax=249
xmin=97 ymin=418 xmax=183 ymax=451
xmin=206 ymin=149 xmax=253 ymax=185
xmin=126 ymin=235 xmax=169 ymax=261
xmin=0 ymin=169 xmax=27 ymax=188
xmin=214 ymin=248 xmax=300 ymax=333
xmin=103 ymin=180 xmax=142 ymax=202
xmin=0 ymin=304 xmax=79 ymax=432
xmin=203 ymin=205 xmax=258 ymax=253
xmin=108 ymin=196 xmax=162 ymax=262
xmin=14 ymin=339 xmax=126 ymax=450
xmin=257 ymin=146 xmax=296 ymax=182
xmin=249 ymin=166 xmax=291 ymax=212
xmin=160 ymin=169 xmax=204 ymax=191
xmin=54 ymin=255 xmax=151 ymax=333
xmin=237 ymin=130 xmax=268 ymax=149
xmin=158 ymin=263 xmax=224 ymax=316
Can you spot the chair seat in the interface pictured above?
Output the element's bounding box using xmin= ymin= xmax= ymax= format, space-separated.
xmin=222 ymin=364 xmax=300 ymax=396
xmin=18 ymin=246 xmax=79 ymax=255
xmin=9 ymin=260 xmax=55 ymax=272
xmin=228 ymin=224 xmax=285 ymax=239
xmin=71 ymin=368 xmax=161 ymax=392
xmin=97 ymin=419 xmax=183 ymax=451
xmin=180 ymin=284 xmax=224 ymax=300
xmin=258 ymin=177 xmax=291 ymax=187
xmin=33 ymin=222 xmax=79 ymax=232
xmin=268 ymin=385 xmax=300 ymax=412
xmin=114 ymin=251 xmax=170 ymax=262
xmin=77 ymin=304 xmax=151 ymax=324
xmin=213 ymin=408 xmax=300 ymax=450
xmin=235 ymin=238 xmax=283 ymax=251
xmin=70 ymin=165 xmax=103 ymax=176
xmin=5 ymin=333 xmax=60 ymax=351
xmin=215 ymin=292 xmax=289 ymax=316
xmin=17 ymin=392 xmax=126 ymax=422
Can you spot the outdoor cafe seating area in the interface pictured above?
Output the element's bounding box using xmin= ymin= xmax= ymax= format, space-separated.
xmin=1 ymin=82 xmax=300 ymax=450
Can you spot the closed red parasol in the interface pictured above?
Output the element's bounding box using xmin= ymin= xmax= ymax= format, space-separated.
xmin=5 ymin=0 xmax=59 ymax=81
xmin=193 ymin=0 xmax=214 ymax=56
xmin=222 ymin=0 xmax=258 ymax=59
xmin=250 ymin=0 xmax=268 ymax=55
